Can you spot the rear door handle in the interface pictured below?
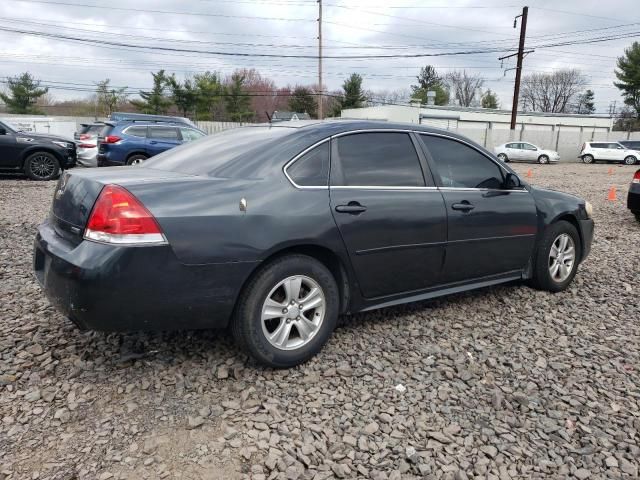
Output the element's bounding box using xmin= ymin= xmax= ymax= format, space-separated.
xmin=335 ymin=202 xmax=367 ymax=214
xmin=451 ymin=202 xmax=475 ymax=212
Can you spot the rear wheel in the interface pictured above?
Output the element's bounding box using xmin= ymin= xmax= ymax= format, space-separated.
xmin=538 ymin=155 xmax=549 ymax=164
xmin=126 ymin=154 xmax=148 ymax=166
xmin=530 ymin=221 xmax=581 ymax=293
xmin=582 ymin=155 xmax=594 ymax=164
xmin=497 ymin=153 xmax=508 ymax=162
xmin=624 ymin=155 xmax=637 ymax=165
xmin=24 ymin=152 xmax=60 ymax=181
xmin=232 ymin=255 xmax=339 ymax=368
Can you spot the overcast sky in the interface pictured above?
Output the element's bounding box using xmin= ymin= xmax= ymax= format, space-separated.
xmin=0 ymin=0 xmax=638 ymax=115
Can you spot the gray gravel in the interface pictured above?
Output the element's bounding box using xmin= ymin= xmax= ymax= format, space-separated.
xmin=1 ymin=163 xmax=639 ymax=480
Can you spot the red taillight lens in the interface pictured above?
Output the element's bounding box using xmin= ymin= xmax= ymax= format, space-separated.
xmin=103 ymin=135 xmax=122 ymax=144
xmin=84 ymin=185 xmax=166 ymax=244
xmin=79 ymin=143 xmax=96 ymax=148
xmin=633 ymin=170 xmax=640 ymax=184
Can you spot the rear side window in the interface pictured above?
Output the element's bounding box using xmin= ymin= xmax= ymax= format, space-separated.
xmin=149 ymin=127 xmax=178 ymax=140
xmin=506 ymin=143 xmax=519 ymax=149
xmin=590 ymin=143 xmax=606 ymax=149
xmin=125 ymin=126 xmax=147 ymax=138
xmin=287 ymin=142 xmax=329 ymax=187
xmin=180 ymin=128 xmax=206 ymax=142
xmin=332 ymin=132 xmax=425 ymax=187
xmin=421 ymin=135 xmax=503 ymax=189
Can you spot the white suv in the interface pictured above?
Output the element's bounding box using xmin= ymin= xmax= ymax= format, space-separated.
xmin=580 ymin=142 xmax=638 ymax=165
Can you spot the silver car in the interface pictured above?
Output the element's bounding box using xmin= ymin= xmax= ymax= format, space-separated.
xmin=74 ymin=123 xmax=108 ymax=167
xmin=494 ymin=142 xmax=559 ymax=164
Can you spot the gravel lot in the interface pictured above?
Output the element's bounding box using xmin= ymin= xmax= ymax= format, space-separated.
xmin=1 ymin=163 xmax=639 ymax=480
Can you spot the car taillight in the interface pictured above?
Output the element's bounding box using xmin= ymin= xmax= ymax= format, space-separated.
xmin=103 ymin=135 xmax=122 ymax=144
xmin=79 ymin=133 xmax=91 ymax=140
xmin=633 ymin=170 xmax=640 ymax=184
xmin=84 ymin=185 xmax=167 ymax=245
xmin=79 ymin=143 xmax=96 ymax=148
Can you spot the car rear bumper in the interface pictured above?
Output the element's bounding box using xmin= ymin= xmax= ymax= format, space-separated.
xmin=33 ymin=220 xmax=256 ymax=331
xmin=628 ymin=184 xmax=640 ymax=213
xmin=578 ymin=218 xmax=594 ymax=261
xmin=97 ymin=154 xmax=125 ymax=167
xmin=77 ymin=148 xmax=98 ymax=167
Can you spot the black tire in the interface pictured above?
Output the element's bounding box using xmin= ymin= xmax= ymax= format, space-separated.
xmin=497 ymin=153 xmax=508 ymax=162
xmin=24 ymin=151 xmax=60 ymax=181
xmin=538 ymin=155 xmax=549 ymax=164
xmin=582 ymin=155 xmax=594 ymax=164
xmin=126 ymin=154 xmax=148 ymax=166
xmin=530 ymin=220 xmax=582 ymax=293
xmin=231 ymin=254 xmax=339 ymax=368
xmin=624 ymin=156 xmax=637 ymax=166
xmin=634 ymin=212 xmax=640 ymax=223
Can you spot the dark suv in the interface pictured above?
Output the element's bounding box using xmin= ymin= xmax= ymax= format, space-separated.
xmin=97 ymin=114 xmax=206 ymax=167
xmin=0 ymin=120 xmax=76 ymax=180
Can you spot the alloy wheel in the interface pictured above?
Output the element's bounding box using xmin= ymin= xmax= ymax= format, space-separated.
xmin=131 ymin=158 xmax=145 ymax=165
xmin=548 ymin=233 xmax=575 ymax=283
xmin=30 ymin=155 xmax=56 ymax=179
xmin=261 ymin=275 xmax=326 ymax=351
xmin=624 ymin=156 xmax=636 ymax=165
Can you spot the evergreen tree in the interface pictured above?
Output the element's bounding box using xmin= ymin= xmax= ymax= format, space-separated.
xmin=288 ymin=86 xmax=317 ymax=118
xmin=193 ymin=71 xmax=224 ymax=120
xmin=574 ymin=89 xmax=595 ymax=114
xmin=481 ymin=89 xmax=499 ymax=109
xmin=410 ymin=66 xmax=449 ymax=106
xmin=225 ymin=73 xmax=254 ymax=122
xmin=615 ymin=42 xmax=640 ymax=118
xmin=95 ymin=79 xmax=128 ymax=117
xmin=0 ymin=72 xmax=49 ymax=114
xmin=340 ymin=73 xmax=367 ymax=109
xmin=168 ymin=75 xmax=197 ymax=118
xmin=131 ymin=70 xmax=171 ymax=114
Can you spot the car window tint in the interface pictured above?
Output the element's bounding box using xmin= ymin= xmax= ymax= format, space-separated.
xmin=506 ymin=143 xmax=518 ymax=149
xmin=180 ymin=128 xmax=206 ymax=142
xmin=609 ymin=143 xmax=622 ymax=149
xmin=287 ymin=142 xmax=329 ymax=187
xmin=333 ymin=133 xmax=425 ymax=187
xmin=522 ymin=143 xmax=536 ymax=150
xmin=125 ymin=126 xmax=147 ymax=138
xmin=420 ymin=135 xmax=504 ymax=189
xmin=149 ymin=127 xmax=178 ymax=140
xmin=591 ymin=143 xmax=604 ymax=148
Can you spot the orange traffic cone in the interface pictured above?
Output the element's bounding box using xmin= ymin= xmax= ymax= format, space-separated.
xmin=526 ymin=169 xmax=533 ymax=178
xmin=607 ymin=186 xmax=617 ymax=201
xmin=608 ymin=167 xmax=614 ymax=175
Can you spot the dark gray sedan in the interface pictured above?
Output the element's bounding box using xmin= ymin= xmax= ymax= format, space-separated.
xmin=34 ymin=121 xmax=594 ymax=367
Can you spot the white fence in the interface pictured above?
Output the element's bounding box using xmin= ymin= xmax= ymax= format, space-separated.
xmin=194 ymin=121 xmax=246 ymax=134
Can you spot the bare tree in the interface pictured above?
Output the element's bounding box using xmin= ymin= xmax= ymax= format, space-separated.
xmin=368 ymin=89 xmax=412 ymax=106
xmin=445 ymin=70 xmax=484 ymax=107
xmin=520 ymin=69 xmax=587 ymax=113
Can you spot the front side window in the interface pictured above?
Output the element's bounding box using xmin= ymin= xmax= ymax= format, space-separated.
xmin=420 ymin=135 xmax=504 ymax=189
xmin=180 ymin=128 xmax=206 ymax=142
xmin=125 ymin=126 xmax=148 ymax=138
xmin=149 ymin=127 xmax=179 ymax=140
xmin=333 ymin=132 xmax=425 ymax=187
xmin=522 ymin=143 xmax=537 ymax=151
xmin=287 ymin=142 xmax=330 ymax=187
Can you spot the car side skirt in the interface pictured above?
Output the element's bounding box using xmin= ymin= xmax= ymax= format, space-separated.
xmin=358 ymin=270 xmax=523 ymax=313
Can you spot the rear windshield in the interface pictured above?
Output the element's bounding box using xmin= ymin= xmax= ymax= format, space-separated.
xmin=80 ymin=124 xmax=107 ymax=135
xmin=144 ymin=126 xmax=295 ymax=178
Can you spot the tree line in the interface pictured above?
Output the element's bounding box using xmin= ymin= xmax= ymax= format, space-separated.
xmin=1 ymin=41 xmax=639 ymax=128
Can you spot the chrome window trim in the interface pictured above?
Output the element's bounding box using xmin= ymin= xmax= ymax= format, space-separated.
xmin=283 ymin=138 xmax=331 ymax=190
xmin=438 ymin=187 xmax=528 ymax=193
xmin=331 ymin=186 xmax=438 ymax=191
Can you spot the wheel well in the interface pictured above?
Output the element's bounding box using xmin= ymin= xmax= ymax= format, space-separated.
xmin=242 ymin=245 xmax=352 ymax=315
xmin=21 ymin=148 xmax=63 ymax=169
xmin=554 ymin=214 xmax=584 ymax=260
xmin=127 ymin=151 xmax=149 ymax=161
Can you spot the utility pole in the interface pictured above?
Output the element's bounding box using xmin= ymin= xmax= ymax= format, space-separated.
xmin=317 ymin=0 xmax=323 ymax=119
xmin=498 ymin=6 xmax=529 ymax=130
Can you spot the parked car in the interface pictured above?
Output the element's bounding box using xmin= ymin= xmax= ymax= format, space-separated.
xmin=618 ymin=140 xmax=640 ymax=152
xmin=0 ymin=119 xmax=76 ymax=180
xmin=34 ymin=121 xmax=594 ymax=367
xmin=495 ymin=142 xmax=559 ymax=164
xmin=628 ymin=168 xmax=640 ymax=222
xmin=97 ymin=115 xmax=206 ymax=166
xmin=580 ymin=142 xmax=638 ymax=165
xmin=75 ymin=122 xmax=108 ymax=167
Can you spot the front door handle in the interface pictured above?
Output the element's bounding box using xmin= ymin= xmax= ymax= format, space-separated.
xmin=451 ymin=202 xmax=475 ymax=212
xmin=335 ymin=202 xmax=367 ymax=214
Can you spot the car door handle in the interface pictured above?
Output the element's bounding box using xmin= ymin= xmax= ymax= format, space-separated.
xmin=335 ymin=203 xmax=367 ymax=214
xmin=149 ymin=140 xmax=158 ymax=144
xmin=451 ymin=202 xmax=475 ymax=212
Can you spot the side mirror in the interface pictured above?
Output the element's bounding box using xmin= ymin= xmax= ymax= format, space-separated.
xmin=0 ymin=127 xmax=6 ymax=135
xmin=505 ymin=172 xmax=522 ymax=189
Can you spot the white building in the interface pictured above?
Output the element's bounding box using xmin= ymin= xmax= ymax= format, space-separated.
xmin=340 ymin=104 xmax=616 ymax=161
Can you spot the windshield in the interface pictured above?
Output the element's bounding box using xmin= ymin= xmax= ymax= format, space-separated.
xmin=0 ymin=120 xmax=19 ymax=132
xmin=144 ymin=126 xmax=296 ymax=178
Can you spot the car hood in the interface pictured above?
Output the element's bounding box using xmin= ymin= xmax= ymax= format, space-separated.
xmin=16 ymin=131 xmax=75 ymax=143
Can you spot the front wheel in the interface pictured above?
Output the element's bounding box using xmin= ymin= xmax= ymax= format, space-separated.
xmin=538 ymin=155 xmax=549 ymax=164
xmin=530 ymin=221 xmax=581 ymax=293
xmin=497 ymin=153 xmax=508 ymax=162
xmin=126 ymin=154 xmax=148 ymax=166
xmin=24 ymin=152 xmax=60 ymax=181
xmin=231 ymin=255 xmax=339 ymax=368
xmin=624 ymin=156 xmax=637 ymax=166
xmin=582 ymin=155 xmax=594 ymax=164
